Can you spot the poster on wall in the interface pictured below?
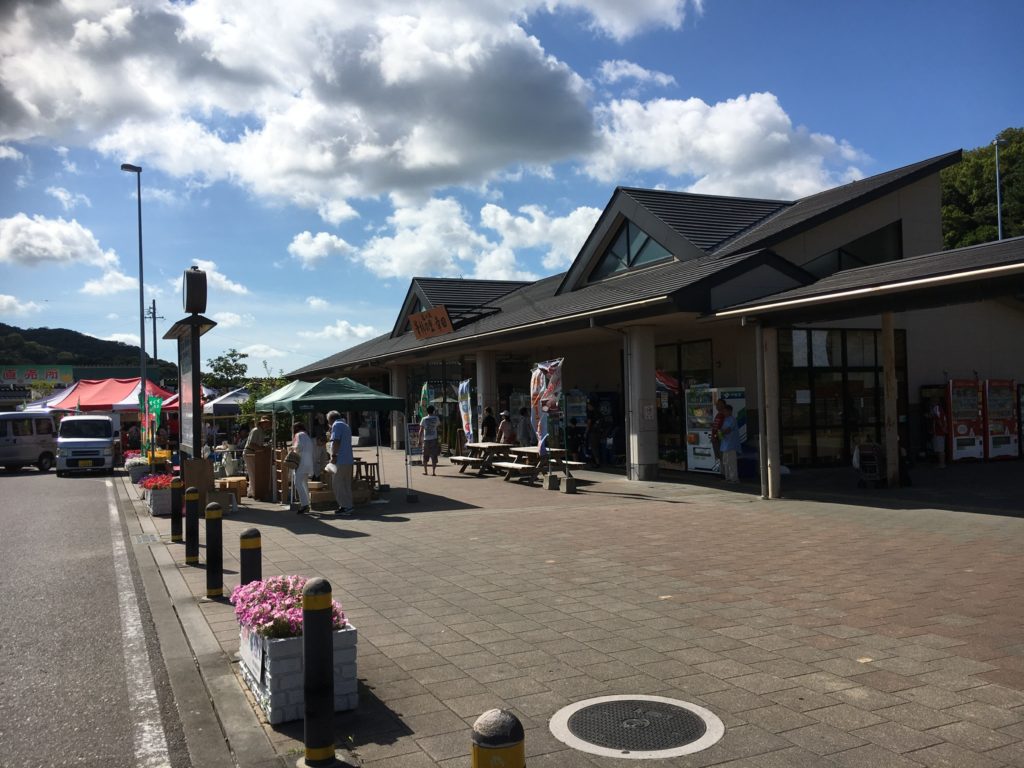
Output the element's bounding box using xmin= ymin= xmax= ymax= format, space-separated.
xmin=530 ymin=358 xmax=564 ymax=456
xmin=458 ymin=379 xmax=474 ymax=443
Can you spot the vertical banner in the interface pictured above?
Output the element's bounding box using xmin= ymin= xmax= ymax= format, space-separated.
xmin=530 ymin=358 xmax=564 ymax=457
xmin=458 ymin=379 xmax=475 ymax=444
xmin=417 ymin=381 xmax=430 ymax=420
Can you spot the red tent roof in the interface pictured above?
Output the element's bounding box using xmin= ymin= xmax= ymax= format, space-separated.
xmin=50 ymin=378 xmax=173 ymax=412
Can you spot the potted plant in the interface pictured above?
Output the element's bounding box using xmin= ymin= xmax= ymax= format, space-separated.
xmin=231 ymin=575 xmax=358 ymax=724
xmin=139 ymin=473 xmax=174 ymax=515
xmin=125 ymin=455 xmax=152 ymax=483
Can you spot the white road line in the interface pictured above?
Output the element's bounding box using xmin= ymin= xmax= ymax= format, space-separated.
xmin=106 ymin=480 xmax=172 ymax=768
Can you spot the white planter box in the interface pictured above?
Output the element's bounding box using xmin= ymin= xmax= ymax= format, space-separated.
xmin=148 ymin=488 xmax=172 ymax=516
xmin=128 ymin=464 xmax=151 ymax=483
xmin=238 ymin=624 xmax=358 ymax=724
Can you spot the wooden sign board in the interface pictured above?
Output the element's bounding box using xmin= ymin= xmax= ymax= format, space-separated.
xmin=409 ymin=305 xmax=453 ymax=340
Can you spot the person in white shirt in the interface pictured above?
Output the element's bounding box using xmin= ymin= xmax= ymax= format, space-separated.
xmin=291 ymin=422 xmax=315 ymax=514
xmin=419 ymin=405 xmax=441 ymax=476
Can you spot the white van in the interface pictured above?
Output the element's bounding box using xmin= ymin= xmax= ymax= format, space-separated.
xmin=0 ymin=411 xmax=59 ymax=472
xmin=56 ymin=414 xmax=119 ymax=476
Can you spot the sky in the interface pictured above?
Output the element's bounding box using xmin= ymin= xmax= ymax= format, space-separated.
xmin=1 ymin=0 xmax=1022 ymax=378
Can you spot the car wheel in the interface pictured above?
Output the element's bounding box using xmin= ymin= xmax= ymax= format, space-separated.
xmin=37 ymin=453 xmax=54 ymax=472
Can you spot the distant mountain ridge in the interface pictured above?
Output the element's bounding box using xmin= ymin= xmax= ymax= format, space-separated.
xmin=0 ymin=321 xmax=177 ymax=380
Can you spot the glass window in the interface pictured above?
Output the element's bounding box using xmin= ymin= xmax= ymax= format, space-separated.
xmin=681 ymin=340 xmax=712 ymax=388
xmin=846 ymin=331 xmax=876 ymax=367
xmin=633 ymin=236 xmax=671 ymax=267
xmin=34 ymin=418 xmax=54 ymax=435
xmin=810 ymin=330 xmax=841 ymax=368
xmin=11 ymin=418 xmax=32 ymax=436
xmin=790 ymin=330 xmax=809 ymax=367
xmin=0 ymin=420 xmax=7 ymax=438
xmin=589 ymin=221 xmax=671 ymax=281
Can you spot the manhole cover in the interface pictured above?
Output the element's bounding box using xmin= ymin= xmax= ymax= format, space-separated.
xmin=550 ymin=695 xmax=724 ymax=759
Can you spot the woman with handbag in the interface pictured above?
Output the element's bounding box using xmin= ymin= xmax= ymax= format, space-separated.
xmin=290 ymin=422 xmax=315 ymax=514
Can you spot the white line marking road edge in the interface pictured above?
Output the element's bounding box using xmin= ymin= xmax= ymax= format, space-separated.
xmin=106 ymin=480 xmax=172 ymax=768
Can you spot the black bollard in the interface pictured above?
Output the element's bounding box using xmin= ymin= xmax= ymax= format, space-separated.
xmin=471 ymin=709 xmax=525 ymax=767
xmin=170 ymin=477 xmax=183 ymax=543
xmin=185 ymin=487 xmax=200 ymax=565
xmin=239 ymin=528 xmax=262 ymax=586
xmin=205 ymin=502 xmax=223 ymax=598
xmin=302 ymin=577 xmax=336 ymax=767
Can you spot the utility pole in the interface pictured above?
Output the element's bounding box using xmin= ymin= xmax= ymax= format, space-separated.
xmin=146 ymin=300 xmax=164 ymax=361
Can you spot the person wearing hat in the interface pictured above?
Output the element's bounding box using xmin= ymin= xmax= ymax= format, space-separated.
xmin=243 ymin=415 xmax=271 ymax=499
xmin=496 ymin=410 xmax=515 ymax=445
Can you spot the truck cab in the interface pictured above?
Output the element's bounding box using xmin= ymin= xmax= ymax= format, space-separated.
xmin=56 ymin=414 xmax=119 ymax=476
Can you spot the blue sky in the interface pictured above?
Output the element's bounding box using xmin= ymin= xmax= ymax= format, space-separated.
xmin=1 ymin=0 xmax=1021 ymax=377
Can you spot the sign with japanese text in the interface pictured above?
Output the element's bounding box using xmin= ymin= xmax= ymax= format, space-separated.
xmin=1 ymin=365 xmax=74 ymax=386
xmin=409 ymin=306 xmax=453 ymax=340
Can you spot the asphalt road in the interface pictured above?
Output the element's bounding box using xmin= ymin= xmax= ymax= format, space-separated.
xmin=0 ymin=469 xmax=189 ymax=768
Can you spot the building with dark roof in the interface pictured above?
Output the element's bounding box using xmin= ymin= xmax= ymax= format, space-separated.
xmin=293 ymin=150 xmax=1024 ymax=493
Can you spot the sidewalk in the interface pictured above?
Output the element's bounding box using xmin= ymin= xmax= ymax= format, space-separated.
xmin=126 ymin=448 xmax=1024 ymax=767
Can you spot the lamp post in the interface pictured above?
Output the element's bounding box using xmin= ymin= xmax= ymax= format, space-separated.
xmin=993 ymin=138 xmax=1005 ymax=241
xmin=121 ymin=162 xmax=148 ymax=459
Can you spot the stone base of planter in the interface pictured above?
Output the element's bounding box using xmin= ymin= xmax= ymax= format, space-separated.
xmin=148 ymin=488 xmax=172 ymax=516
xmin=238 ymin=625 xmax=358 ymax=724
xmin=128 ymin=464 xmax=151 ymax=483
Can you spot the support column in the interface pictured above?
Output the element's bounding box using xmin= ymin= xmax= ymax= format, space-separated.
xmin=763 ymin=327 xmax=782 ymax=499
xmin=389 ymin=364 xmax=408 ymax=448
xmin=624 ymin=326 xmax=658 ymax=481
xmin=475 ymin=351 xmax=497 ymax=434
xmin=755 ymin=323 xmax=769 ymax=499
xmin=880 ymin=312 xmax=900 ymax=487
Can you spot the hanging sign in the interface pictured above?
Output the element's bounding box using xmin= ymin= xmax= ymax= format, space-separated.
xmin=458 ymin=379 xmax=475 ymax=443
xmin=409 ymin=306 xmax=453 ymax=340
xmin=530 ymin=358 xmax=564 ymax=457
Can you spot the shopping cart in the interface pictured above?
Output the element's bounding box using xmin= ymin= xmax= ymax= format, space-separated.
xmin=853 ymin=441 xmax=884 ymax=488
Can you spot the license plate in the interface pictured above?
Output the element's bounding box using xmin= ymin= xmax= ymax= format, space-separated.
xmin=79 ymin=459 xmax=93 ymax=467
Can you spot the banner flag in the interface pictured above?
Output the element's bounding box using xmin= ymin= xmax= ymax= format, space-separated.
xmin=530 ymin=358 xmax=564 ymax=457
xmin=458 ymin=379 xmax=474 ymax=444
xmin=417 ymin=381 xmax=430 ymax=420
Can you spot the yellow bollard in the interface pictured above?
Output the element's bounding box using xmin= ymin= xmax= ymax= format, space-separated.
xmin=471 ymin=709 xmax=525 ymax=767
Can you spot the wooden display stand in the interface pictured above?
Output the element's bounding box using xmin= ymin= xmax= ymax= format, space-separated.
xmin=183 ymin=457 xmax=215 ymax=511
xmin=275 ymin=447 xmax=291 ymax=503
xmin=252 ymin=446 xmax=272 ymax=501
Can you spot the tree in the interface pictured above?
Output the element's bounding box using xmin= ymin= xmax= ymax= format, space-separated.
xmin=202 ymin=348 xmax=249 ymax=391
xmin=941 ymin=127 xmax=1023 ymax=249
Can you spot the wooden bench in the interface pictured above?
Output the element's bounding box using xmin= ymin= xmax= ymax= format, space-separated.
xmin=491 ymin=461 xmax=542 ymax=483
xmin=550 ymin=460 xmax=587 ymax=471
xmin=450 ymin=455 xmax=484 ymax=473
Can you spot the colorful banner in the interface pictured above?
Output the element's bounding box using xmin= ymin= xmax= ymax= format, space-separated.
xmin=458 ymin=379 xmax=474 ymax=444
xmin=530 ymin=358 xmax=563 ymax=456
xmin=417 ymin=381 xmax=430 ymax=420
xmin=1 ymin=365 xmax=74 ymax=386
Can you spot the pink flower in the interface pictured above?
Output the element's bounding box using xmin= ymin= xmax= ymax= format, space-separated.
xmin=229 ymin=575 xmax=348 ymax=638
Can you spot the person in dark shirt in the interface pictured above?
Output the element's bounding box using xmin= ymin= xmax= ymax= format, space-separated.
xmin=481 ymin=406 xmax=497 ymax=442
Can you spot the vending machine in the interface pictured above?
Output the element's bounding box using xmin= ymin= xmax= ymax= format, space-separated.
xmin=947 ymin=379 xmax=984 ymax=461
xmin=982 ymin=379 xmax=1019 ymax=460
xmin=685 ymin=387 xmax=746 ymax=473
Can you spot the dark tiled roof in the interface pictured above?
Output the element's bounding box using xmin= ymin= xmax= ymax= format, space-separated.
xmin=716 ymin=150 xmax=963 ymax=256
xmin=620 ymin=188 xmax=790 ymax=252
xmin=289 ymin=251 xmax=766 ymax=376
xmin=414 ymin=277 xmax=530 ymax=307
xmin=721 ymin=236 xmax=1024 ymax=311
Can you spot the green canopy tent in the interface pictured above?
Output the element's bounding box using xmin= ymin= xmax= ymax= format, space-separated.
xmin=254 ymin=379 xmax=317 ymax=413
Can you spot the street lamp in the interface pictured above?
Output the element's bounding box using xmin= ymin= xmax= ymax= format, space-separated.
xmin=993 ymin=138 xmax=1005 ymax=241
xmin=121 ymin=162 xmax=149 ymax=459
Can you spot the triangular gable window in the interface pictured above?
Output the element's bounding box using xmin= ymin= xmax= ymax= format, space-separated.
xmin=401 ymin=297 xmax=424 ymax=334
xmin=588 ymin=220 xmax=671 ymax=281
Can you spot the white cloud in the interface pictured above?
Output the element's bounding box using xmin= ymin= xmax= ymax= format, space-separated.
xmin=211 ymin=311 xmax=255 ymax=328
xmin=55 ymin=145 xmax=79 ymax=173
xmin=103 ymin=332 xmax=140 ymax=345
xmin=0 ymin=213 xmax=119 ymax=269
xmin=288 ymin=231 xmax=354 ymax=270
xmin=190 ymin=259 xmax=249 ymax=294
xmin=298 ymin=319 xmax=377 ymax=341
xmin=306 ymin=296 xmax=329 ymax=309
xmin=0 ymin=145 xmax=24 ymax=161
xmin=0 ymin=293 xmax=42 ymax=315
xmin=548 ymin=0 xmax=698 ymax=41
xmin=480 ymin=203 xmax=602 ymax=269
xmin=588 ymin=92 xmax=865 ymax=197
xmin=106 ymin=312 xmax=119 ymax=319
xmin=81 ymin=268 xmax=136 ymax=295
xmin=597 ymin=59 xmax=676 ymax=88
xmin=241 ymin=343 xmax=286 ymax=358
xmin=46 ymin=186 xmax=92 ymax=211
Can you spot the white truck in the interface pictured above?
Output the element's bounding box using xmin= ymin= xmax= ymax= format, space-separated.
xmin=56 ymin=413 xmax=120 ymax=476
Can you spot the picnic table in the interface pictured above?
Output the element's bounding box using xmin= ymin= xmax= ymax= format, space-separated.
xmin=492 ymin=446 xmax=567 ymax=483
xmin=450 ymin=442 xmax=513 ymax=475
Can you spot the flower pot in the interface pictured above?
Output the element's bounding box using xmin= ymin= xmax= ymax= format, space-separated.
xmin=128 ymin=464 xmax=150 ymax=483
xmin=148 ymin=487 xmax=172 ymax=516
xmin=238 ymin=624 xmax=358 ymax=724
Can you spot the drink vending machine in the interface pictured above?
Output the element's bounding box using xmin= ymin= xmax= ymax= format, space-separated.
xmin=684 ymin=386 xmax=746 ymax=473
xmin=982 ymin=379 xmax=1019 ymax=460
xmin=947 ymin=379 xmax=984 ymax=461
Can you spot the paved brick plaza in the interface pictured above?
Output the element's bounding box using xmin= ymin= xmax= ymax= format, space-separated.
xmin=153 ymin=450 xmax=1024 ymax=766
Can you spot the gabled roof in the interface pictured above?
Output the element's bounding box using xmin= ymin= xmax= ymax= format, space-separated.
xmin=390 ymin=277 xmax=530 ymax=338
xmin=717 ymin=235 xmax=1024 ymax=322
xmin=715 ymin=150 xmax=963 ymax=256
xmin=619 ymin=188 xmax=790 ymax=252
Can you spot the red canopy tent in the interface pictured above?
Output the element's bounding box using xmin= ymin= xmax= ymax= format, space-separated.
xmin=50 ymin=378 xmax=173 ymax=412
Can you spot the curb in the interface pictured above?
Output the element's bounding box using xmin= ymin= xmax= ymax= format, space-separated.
xmin=118 ymin=474 xmax=288 ymax=768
